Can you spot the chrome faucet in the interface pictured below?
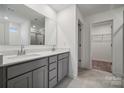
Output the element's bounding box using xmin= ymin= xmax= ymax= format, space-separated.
xmin=51 ymin=45 xmax=56 ymax=51
xmin=17 ymin=45 xmax=26 ymax=55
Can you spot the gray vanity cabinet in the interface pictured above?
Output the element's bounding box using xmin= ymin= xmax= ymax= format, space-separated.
xmin=0 ymin=68 xmax=3 ymax=87
xmin=6 ymin=58 xmax=48 ymax=88
xmin=62 ymin=58 xmax=68 ymax=78
xmin=48 ymin=55 xmax=57 ymax=88
xmin=0 ymin=52 xmax=69 ymax=88
xmin=7 ymin=72 xmax=32 ymax=88
xmin=58 ymin=53 xmax=69 ymax=82
xmin=33 ymin=66 xmax=48 ymax=88
xmin=7 ymin=65 xmax=48 ymax=88
xmin=58 ymin=59 xmax=63 ymax=82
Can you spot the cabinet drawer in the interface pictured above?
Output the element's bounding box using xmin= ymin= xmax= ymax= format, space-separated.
xmin=49 ymin=62 xmax=57 ymax=71
xmin=49 ymin=69 xmax=57 ymax=80
xmin=49 ymin=77 xmax=57 ymax=88
xmin=49 ymin=56 xmax=57 ymax=63
xmin=7 ymin=58 xmax=48 ymax=79
xmin=58 ymin=53 xmax=69 ymax=60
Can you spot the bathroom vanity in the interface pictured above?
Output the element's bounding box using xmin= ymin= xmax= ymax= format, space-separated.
xmin=0 ymin=4 xmax=69 ymax=88
xmin=0 ymin=50 xmax=69 ymax=88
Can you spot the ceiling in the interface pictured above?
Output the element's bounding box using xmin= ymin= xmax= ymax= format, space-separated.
xmin=78 ymin=4 xmax=124 ymax=17
xmin=49 ymin=4 xmax=124 ymax=17
xmin=49 ymin=4 xmax=72 ymax=12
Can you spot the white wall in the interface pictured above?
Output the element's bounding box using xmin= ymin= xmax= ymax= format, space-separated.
xmin=57 ymin=5 xmax=85 ymax=78
xmin=85 ymin=7 xmax=124 ymax=77
xmin=45 ymin=17 xmax=57 ymax=45
xmin=57 ymin=5 xmax=77 ymax=78
xmin=91 ymin=23 xmax=112 ymax=62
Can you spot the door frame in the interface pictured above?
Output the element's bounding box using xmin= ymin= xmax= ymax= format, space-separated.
xmin=89 ymin=19 xmax=113 ymax=73
xmin=78 ymin=19 xmax=83 ymax=69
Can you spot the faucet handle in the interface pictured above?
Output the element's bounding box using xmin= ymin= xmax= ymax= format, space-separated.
xmin=17 ymin=50 xmax=20 ymax=55
xmin=52 ymin=45 xmax=56 ymax=51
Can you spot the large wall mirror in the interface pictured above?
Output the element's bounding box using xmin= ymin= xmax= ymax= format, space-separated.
xmin=0 ymin=4 xmax=57 ymax=46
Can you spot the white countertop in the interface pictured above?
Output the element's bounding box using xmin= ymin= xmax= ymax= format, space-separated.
xmin=1 ymin=49 xmax=69 ymax=67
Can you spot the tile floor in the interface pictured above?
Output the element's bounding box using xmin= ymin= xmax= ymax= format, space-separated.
xmin=56 ymin=69 xmax=122 ymax=88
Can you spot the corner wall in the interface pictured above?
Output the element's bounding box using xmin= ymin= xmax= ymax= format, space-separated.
xmin=57 ymin=5 xmax=86 ymax=78
xmin=57 ymin=5 xmax=78 ymax=78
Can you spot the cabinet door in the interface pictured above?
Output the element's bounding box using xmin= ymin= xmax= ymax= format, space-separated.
xmin=58 ymin=57 xmax=69 ymax=82
xmin=33 ymin=66 xmax=48 ymax=88
xmin=58 ymin=60 xmax=63 ymax=82
xmin=62 ymin=58 xmax=68 ymax=78
xmin=0 ymin=68 xmax=3 ymax=88
xmin=7 ymin=72 xmax=32 ymax=88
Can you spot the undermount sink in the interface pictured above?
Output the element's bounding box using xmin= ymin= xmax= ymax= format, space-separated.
xmin=7 ymin=54 xmax=40 ymax=59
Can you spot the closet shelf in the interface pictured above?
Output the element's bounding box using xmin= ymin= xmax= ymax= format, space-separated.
xmin=91 ymin=33 xmax=111 ymax=36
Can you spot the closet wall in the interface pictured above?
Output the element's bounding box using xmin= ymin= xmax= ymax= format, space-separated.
xmin=91 ymin=21 xmax=112 ymax=72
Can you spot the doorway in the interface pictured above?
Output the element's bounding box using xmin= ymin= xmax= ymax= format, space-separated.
xmin=91 ymin=20 xmax=113 ymax=73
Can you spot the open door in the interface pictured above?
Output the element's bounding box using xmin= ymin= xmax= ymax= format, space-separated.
xmin=78 ymin=20 xmax=83 ymax=70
